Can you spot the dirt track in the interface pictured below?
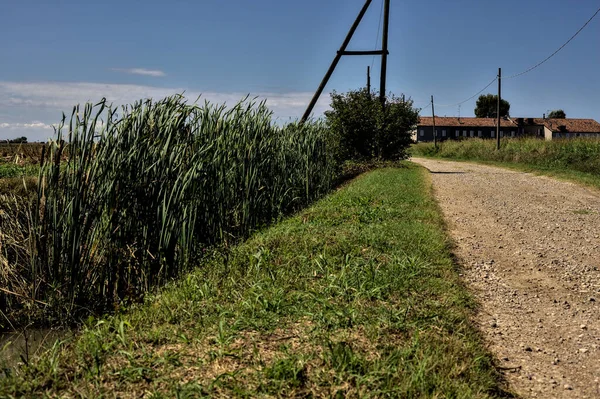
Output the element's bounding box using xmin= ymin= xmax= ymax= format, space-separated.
xmin=412 ymin=158 xmax=600 ymax=399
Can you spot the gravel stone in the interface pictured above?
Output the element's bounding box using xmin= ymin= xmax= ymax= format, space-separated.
xmin=413 ymin=158 xmax=600 ymax=399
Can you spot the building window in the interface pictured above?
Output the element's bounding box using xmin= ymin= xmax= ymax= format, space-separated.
xmin=463 ymin=130 xmax=467 ymax=137
xmin=491 ymin=130 xmax=495 ymax=138
xmin=419 ymin=129 xmax=424 ymax=137
xmin=442 ymin=130 xmax=447 ymax=137
xmin=478 ymin=130 xmax=482 ymax=137
xmin=511 ymin=131 xmax=515 ymax=137
xmin=470 ymin=130 xmax=474 ymax=137
xmin=500 ymin=131 xmax=504 ymax=137
xmin=455 ymin=130 xmax=460 ymax=137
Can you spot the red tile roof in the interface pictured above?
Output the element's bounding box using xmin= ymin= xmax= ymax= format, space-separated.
xmin=418 ymin=116 xmax=600 ymax=133
xmin=418 ymin=116 xmax=516 ymax=128
xmin=533 ymin=118 xmax=600 ymax=133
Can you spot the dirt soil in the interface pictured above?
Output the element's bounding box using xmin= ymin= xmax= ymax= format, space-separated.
xmin=412 ymin=158 xmax=600 ymax=399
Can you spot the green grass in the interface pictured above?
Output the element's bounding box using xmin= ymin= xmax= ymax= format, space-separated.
xmin=0 ymin=163 xmax=39 ymax=179
xmin=411 ymin=138 xmax=600 ymax=189
xmin=1 ymin=164 xmax=511 ymax=398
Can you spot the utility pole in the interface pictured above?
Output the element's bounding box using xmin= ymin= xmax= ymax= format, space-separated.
xmin=431 ymin=95 xmax=437 ymax=149
xmin=302 ymin=0 xmax=380 ymax=123
xmin=367 ymin=66 xmax=371 ymax=94
xmin=496 ymin=67 xmax=501 ymax=151
xmin=379 ymin=0 xmax=391 ymax=108
xmin=301 ymin=0 xmax=391 ymax=123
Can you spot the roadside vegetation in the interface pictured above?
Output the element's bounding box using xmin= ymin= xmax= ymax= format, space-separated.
xmin=2 ymin=95 xmax=339 ymax=328
xmin=0 ymin=90 xmax=514 ymax=397
xmin=1 ymin=165 xmax=510 ymax=398
xmin=411 ymin=138 xmax=600 ymax=188
xmin=1 ymin=89 xmax=418 ymax=329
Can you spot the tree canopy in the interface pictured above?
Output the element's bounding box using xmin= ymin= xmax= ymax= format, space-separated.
xmin=474 ymin=94 xmax=510 ymax=118
xmin=547 ymin=109 xmax=566 ymax=118
xmin=325 ymin=89 xmax=419 ymax=161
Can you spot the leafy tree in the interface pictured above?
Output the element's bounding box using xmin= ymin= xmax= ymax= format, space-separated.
xmin=547 ymin=109 xmax=566 ymax=118
xmin=474 ymin=94 xmax=510 ymax=118
xmin=325 ymin=89 xmax=419 ymax=161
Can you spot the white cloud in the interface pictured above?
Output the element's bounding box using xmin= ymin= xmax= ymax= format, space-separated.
xmin=0 ymin=122 xmax=51 ymax=129
xmin=111 ymin=68 xmax=166 ymax=77
xmin=0 ymin=81 xmax=331 ymax=141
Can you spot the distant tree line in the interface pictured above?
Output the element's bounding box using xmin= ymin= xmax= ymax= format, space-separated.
xmin=5 ymin=136 xmax=28 ymax=144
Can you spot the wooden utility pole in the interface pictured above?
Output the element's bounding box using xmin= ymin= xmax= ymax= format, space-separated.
xmin=367 ymin=66 xmax=371 ymax=94
xmin=431 ymin=95 xmax=437 ymax=149
xmin=496 ymin=67 xmax=501 ymax=150
xmin=380 ymin=0 xmax=390 ymax=107
xmin=301 ymin=0 xmax=373 ymax=123
xmin=301 ymin=0 xmax=390 ymax=123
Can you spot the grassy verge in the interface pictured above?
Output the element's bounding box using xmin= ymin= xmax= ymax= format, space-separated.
xmin=411 ymin=139 xmax=600 ymax=190
xmin=1 ymin=164 xmax=510 ymax=398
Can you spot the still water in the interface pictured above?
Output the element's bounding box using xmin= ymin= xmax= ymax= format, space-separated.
xmin=0 ymin=328 xmax=72 ymax=370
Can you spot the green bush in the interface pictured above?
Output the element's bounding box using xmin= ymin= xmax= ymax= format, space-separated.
xmin=325 ymin=89 xmax=419 ymax=162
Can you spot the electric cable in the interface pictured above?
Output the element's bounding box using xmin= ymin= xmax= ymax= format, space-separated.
xmin=417 ymin=7 xmax=599 ymax=113
xmin=505 ymin=7 xmax=600 ymax=79
xmin=371 ymin=0 xmax=385 ymax=70
xmin=434 ymin=77 xmax=498 ymax=108
xmin=418 ymin=102 xmax=432 ymax=111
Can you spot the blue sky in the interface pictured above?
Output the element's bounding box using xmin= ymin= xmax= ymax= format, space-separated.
xmin=1 ymin=0 xmax=599 ymax=141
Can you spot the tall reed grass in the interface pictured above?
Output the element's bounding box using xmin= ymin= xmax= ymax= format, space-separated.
xmin=1 ymin=95 xmax=338 ymax=327
xmin=411 ymin=138 xmax=600 ymax=175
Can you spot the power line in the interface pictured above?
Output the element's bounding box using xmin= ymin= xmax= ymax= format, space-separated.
xmin=371 ymin=0 xmax=385 ymax=70
xmin=506 ymin=7 xmax=600 ymax=79
xmin=417 ymin=102 xmax=431 ymax=112
xmin=434 ymin=77 xmax=498 ymax=108
xmin=413 ymin=100 xmax=430 ymax=108
xmin=419 ymin=7 xmax=599 ymax=113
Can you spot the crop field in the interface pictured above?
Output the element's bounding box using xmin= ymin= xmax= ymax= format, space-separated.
xmin=0 ymin=143 xmax=44 ymax=163
xmin=411 ymin=137 xmax=600 ymax=188
xmin=0 ymin=95 xmax=340 ymax=328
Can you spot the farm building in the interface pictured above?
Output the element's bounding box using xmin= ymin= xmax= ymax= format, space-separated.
xmin=414 ymin=116 xmax=600 ymax=142
xmin=535 ymin=118 xmax=600 ymax=140
xmin=415 ymin=117 xmax=521 ymax=142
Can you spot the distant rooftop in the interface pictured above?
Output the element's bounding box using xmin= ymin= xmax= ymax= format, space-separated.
xmin=418 ymin=116 xmax=600 ymax=133
xmin=533 ymin=118 xmax=600 ymax=133
xmin=418 ymin=117 xmax=516 ymax=128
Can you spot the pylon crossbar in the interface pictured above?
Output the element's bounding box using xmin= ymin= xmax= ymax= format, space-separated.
xmin=301 ymin=0 xmax=390 ymax=123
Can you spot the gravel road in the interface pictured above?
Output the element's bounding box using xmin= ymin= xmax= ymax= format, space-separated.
xmin=412 ymin=158 xmax=600 ymax=399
